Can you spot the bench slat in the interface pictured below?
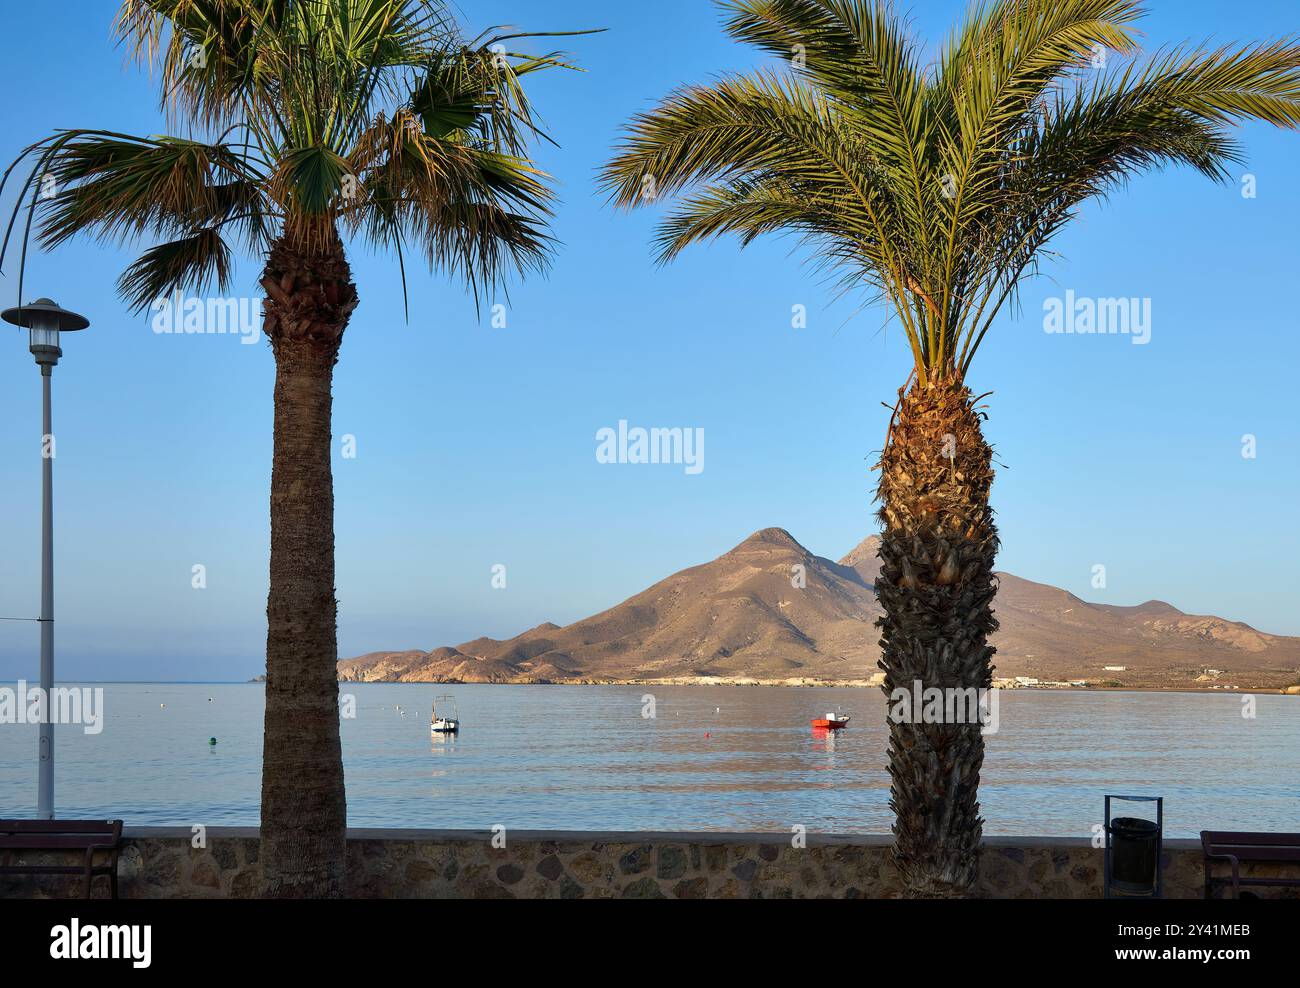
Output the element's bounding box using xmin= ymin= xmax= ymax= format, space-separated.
xmin=1201 ymin=831 xmax=1300 ymax=846
xmin=0 ymin=865 xmax=118 ymax=875
xmin=0 ymin=837 xmax=118 ymax=850
xmin=0 ymin=819 xmax=120 ymax=835
xmin=1206 ymin=847 xmax=1300 ymax=862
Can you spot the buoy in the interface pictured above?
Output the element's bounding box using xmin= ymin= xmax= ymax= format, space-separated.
xmin=208 ymin=737 xmax=217 ymax=746
xmin=160 ymin=703 xmax=165 ymax=709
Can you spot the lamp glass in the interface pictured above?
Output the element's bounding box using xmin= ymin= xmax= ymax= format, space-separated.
xmin=29 ymin=324 xmax=59 ymax=351
xmin=27 ymin=316 xmax=61 ymax=364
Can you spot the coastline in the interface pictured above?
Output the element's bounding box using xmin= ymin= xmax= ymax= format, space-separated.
xmin=329 ymin=675 xmax=1300 ymax=694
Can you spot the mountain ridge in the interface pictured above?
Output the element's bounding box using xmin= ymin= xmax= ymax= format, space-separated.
xmin=338 ymin=529 xmax=1300 ymax=689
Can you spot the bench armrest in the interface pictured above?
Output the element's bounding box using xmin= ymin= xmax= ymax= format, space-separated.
xmin=1204 ymin=851 xmax=1242 ymax=896
xmin=80 ymin=841 xmax=120 ymax=865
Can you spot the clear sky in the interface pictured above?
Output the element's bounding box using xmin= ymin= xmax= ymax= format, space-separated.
xmin=0 ymin=0 xmax=1297 ymax=682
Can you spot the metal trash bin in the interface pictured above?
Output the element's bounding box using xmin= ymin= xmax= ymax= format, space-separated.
xmin=1104 ymin=795 xmax=1164 ymax=898
xmin=1109 ymin=816 xmax=1159 ymax=893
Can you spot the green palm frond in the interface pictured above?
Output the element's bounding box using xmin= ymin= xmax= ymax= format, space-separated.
xmin=602 ymin=0 xmax=1300 ymax=384
xmin=655 ymin=174 xmax=838 ymax=260
xmin=602 ymin=72 xmax=907 ymax=292
xmin=118 ymin=226 xmax=235 ymax=312
xmin=720 ymin=1 xmax=935 ymax=266
xmin=27 ymin=132 xmax=270 ymax=251
xmin=3 ymin=0 xmax=600 ymax=311
xmin=349 ymin=112 xmax=555 ymax=305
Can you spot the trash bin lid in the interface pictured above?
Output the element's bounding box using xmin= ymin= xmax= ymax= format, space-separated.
xmin=1110 ymin=816 xmax=1159 ymax=836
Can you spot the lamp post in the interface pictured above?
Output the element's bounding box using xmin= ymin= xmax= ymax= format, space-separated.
xmin=2 ymin=298 xmax=90 ymax=819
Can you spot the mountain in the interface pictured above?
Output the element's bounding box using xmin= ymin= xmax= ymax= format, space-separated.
xmin=338 ymin=528 xmax=1300 ymax=689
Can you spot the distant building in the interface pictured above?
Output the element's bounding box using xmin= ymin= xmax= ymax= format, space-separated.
xmin=1103 ymin=665 xmax=1126 ymax=672
xmin=1014 ymin=676 xmax=1039 ymax=686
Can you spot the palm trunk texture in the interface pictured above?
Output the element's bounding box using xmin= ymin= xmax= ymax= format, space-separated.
xmin=875 ymin=378 xmax=999 ymax=898
xmin=258 ymin=232 xmax=358 ymax=898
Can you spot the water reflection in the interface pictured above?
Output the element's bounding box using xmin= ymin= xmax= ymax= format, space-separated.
xmin=810 ymin=726 xmax=838 ymax=755
xmin=2 ymin=683 xmax=1295 ymax=836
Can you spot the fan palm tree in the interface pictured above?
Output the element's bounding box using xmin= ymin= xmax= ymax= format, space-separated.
xmin=2 ymin=0 xmax=592 ymax=896
xmin=601 ymin=0 xmax=1300 ymax=897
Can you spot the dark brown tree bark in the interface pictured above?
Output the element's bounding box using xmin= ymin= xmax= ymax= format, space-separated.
xmin=258 ymin=231 xmax=358 ymax=898
xmin=875 ymin=378 xmax=999 ymax=898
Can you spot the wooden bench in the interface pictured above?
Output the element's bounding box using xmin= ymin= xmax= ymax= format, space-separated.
xmin=1201 ymin=830 xmax=1300 ymax=899
xmin=0 ymin=819 xmax=123 ymax=899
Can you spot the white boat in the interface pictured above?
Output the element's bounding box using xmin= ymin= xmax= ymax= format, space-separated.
xmin=430 ymin=694 xmax=460 ymax=734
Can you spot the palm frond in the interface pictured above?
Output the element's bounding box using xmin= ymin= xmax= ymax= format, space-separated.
xmin=601 ymin=71 xmax=902 ymax=264
xmin=604 ymin=0 xmax=1300 ymax=382
xmin=346 ymin=107 xmax=555 ymax=298
xmin=33 ymin=132 xmax=268 ymax=250
xmin=117 ymin=226 xmax=234 ymax=312
xmin=721 ymin=1 xmax=936 ymax=262
xmin=4 ymin=0 xmax=594 ymax=313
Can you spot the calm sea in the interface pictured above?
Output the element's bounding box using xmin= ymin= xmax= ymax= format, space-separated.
xmin=0 ymin=684 xmax=1295 ymax=836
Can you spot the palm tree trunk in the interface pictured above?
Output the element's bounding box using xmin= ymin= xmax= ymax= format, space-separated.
xmin=258 ymin=233 xmax=357 ymax=898
xmin=875 ymin=377 xmax=999 ymax=898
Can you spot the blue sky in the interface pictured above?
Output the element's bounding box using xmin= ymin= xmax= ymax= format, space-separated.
xmin=0 ymin=0 xmax=1297 ymax=681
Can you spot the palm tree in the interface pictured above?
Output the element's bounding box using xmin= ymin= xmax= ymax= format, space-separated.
xmin=2 ymin=0 xmax=591 ymax=896
xmin=601 ymin=0 xmax=1300 ymax=897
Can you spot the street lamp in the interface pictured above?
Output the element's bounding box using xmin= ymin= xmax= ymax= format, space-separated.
xmin=2 ymin=297 xmax=90 ymax=819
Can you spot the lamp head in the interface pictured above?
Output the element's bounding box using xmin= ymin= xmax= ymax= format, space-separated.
xmin=2 ymin=298 xmax=90 ymax=367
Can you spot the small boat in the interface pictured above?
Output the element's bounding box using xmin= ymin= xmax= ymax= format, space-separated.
xmin=811 ymin=712 xmax=851 ymax=730
xmin=430 ymin=694 xmax=460 ymax=735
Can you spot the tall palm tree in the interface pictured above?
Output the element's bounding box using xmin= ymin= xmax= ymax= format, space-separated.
xmin=2 ymin=0 xmax=590 ymax=896
xmin=602 ymin=0 xmax=1300 ymax=897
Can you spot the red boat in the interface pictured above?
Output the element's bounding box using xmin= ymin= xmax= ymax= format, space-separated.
xmin=811 ymin=712 xmax=851 ymax=730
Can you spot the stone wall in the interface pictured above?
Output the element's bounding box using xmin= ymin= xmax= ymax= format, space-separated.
xmin=4 ymin=829 xmax=1296 ymax=899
